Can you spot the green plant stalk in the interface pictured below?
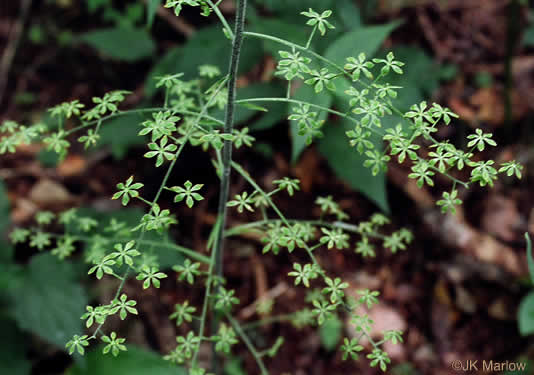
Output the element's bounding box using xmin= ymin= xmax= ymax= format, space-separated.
xmin=209 ymin=0 xmax=247 ymax=370
xmin=205 ymin=0 xmax=234 ymax=40
xmin=214 ymin=0 xmax=246 ymax=278
xmin=65 ymin=107 xmax=224 ymax=136
xmin=227 ymin=314 xmax=269 ymax=375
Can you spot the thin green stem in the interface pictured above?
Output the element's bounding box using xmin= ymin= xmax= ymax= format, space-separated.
xmin=305 ymin=25 xmax=317 ymax=49
xmin=241 ymin=313 xmax=295 ymax=331
xmin=64 ymin=107 xmax=224 ymax=136
xmin=205 ymin=0 xmax=234 ymax=40
xmin=235 ymin=96 xmax=385 ymax=140
xmin=226 ymin=314 xmax=269 ymax=375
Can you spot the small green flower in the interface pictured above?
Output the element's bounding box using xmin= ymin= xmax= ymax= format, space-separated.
xmin=288 ymin=263 xmax=319 ymax=287
xmin=301 ymin=8 xmax=335 ymax=36
xmin=383 ymin=231 xmax=407 ymax=254
xmin=470 ymin=160 xmax=498 ymax=187
xmin=408 ymin=161 xmax=434 ymax=188
xmin=357 ymin=289 xmax=380 ymax=308
xmin=322 ymin=277 xmax=349 ymax=303
xmin=102 ymin=332 xmax=127 ymax=357
xmin=367 ymin=348 xmax=391 ymax=372
xmin=227 ymin=192 xmax=254 ymax=213
xmin=88 ymin=257 xmax=116 ymax=280
xmin=170 ymin=301 xmax=196 ymax=326
xmin=340 ymin=337 xmax=363 ymax=361
xmin=364 ymin=150 xmax=390 ymax=176
xmin=312 ymin=299 xmax=336 ymax=325
xmin=320 ymin=228 xmax=349 ymax=250
xmin=215 ymin=287 xmax=240 ymax=311
xmin=29 ymin=231 xmax=51 ymax=250
xmin=345 ymin=53 xmax=374 ymax=81
xmin=232 ymin=127 xmax=255 ymax=148
xmin=175 ymin=331 xmax=200 ymax=359
xmin=77 ymin=217 xmax=99 ymax=232
xmin=383 ymin=330 xmax=403 ymax=344
xmin=170 ymin=181 xmax=204 ymax=208
xmin=144 ymin=136 xmax=178 ymax=167
xmin=110 ymin=294 xmax=138 ymax=320
xmin=199 ymin=64 xmax=221 ymax=78
xmin=112 ymin=176 xmax=144 ymax=206
xmin=436 ymin=190 xmax=463 ymax=214
xmin=35 ymin=211 xmax=55 ymax=225
xmin=467 ymin=128 xmax=496 ymax=151
xmin=305 ymin=68 xmax=337 ymax=93
xmin=136 ymin=266 xmax=167 ymax=289
xmin=78 ymin=129 xmax=100 ymax=149
xmin=499 ymin=160 xmax=523 ymax=179
xmin=212 ymin=324 xmax=238 ymax=354
xmin=372 ymin=52 xmax=404 ymax=76
xmin=273 ymin=177 xmax=300 ymax=196
xmin=173 ymin=259 xmax=201 ymax=284
xmin=66 ymin=334 xmax=90 ymax=355
xmin=355 ymin=237 xmax=375 ymax=258
xmin=10 ymin=228 xmax=30 ymax=244
xmin=44 ymin=131 xmax=70 ymax=154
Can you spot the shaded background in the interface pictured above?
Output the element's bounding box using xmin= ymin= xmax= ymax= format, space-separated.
xmin=1 ymin=0 xmax=534 ymax=374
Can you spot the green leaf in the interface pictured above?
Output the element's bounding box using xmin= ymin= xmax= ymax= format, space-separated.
xmin=518 ymin=291 xmax=534 ymax=336
xmin=66 ymin=346 xmax=185 ymax=375
xmin=99 ymin=112 xmax=146 ymax=159
xmin=79 ymin=28 xmax=156 ymax=62
xmin=8 ymin=254 xmax=88 ymax=348
xmin=147 ymin=0 xmax=161 ymax=28
xmin=335 ymin=0 xmax=362 ymax=29
xmin=0 ymin=319 xmax=31 ymax=375
xmin=319 ymin=316 xmax=342 ymax=351
xmin=325 ymin=21 xmax=401 ymax=67
xmin=318 ymin=117 xmax=389 ymax=212
xmin=145 ymin=27 xmax=262 ymax=96
xmin=250 ymin=18 xmax=309 ymax=56
xmin=291 ymin=84 xmax=333 ymax=162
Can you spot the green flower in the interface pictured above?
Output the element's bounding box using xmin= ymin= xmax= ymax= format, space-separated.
xmin=136 ymin=266 xmax=167 ymax=289
xmin=112 ymin=176 xmax=144 ymax=206
xmin=144 ymin=136 xmax=178 ymax=167
xmin=110 ymin=294 xmax=138 ymax=320
xmin=102 ymin=332 xmax=127 ymax=357
xmin=170 ymin=301 xmax=196 ymax=326
xmin=212 ymin=324 xmax=238 ymax=354
xmin=340 ymin=337 xmax=363 ymax=361
xmin=170 ymin=181 xmax=204 ymax=208
xmin=436 ymin=190 xmax=463 ymax=214
xmin=66 ymin=334 xmax=90 ymax=355
xmin=467 ymin=128 xmax=496 ymax=151
xmin=301 ymin=8 xmax=335 ymax=36
xmin=227 ymin=192 xmax=254 ymax=213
